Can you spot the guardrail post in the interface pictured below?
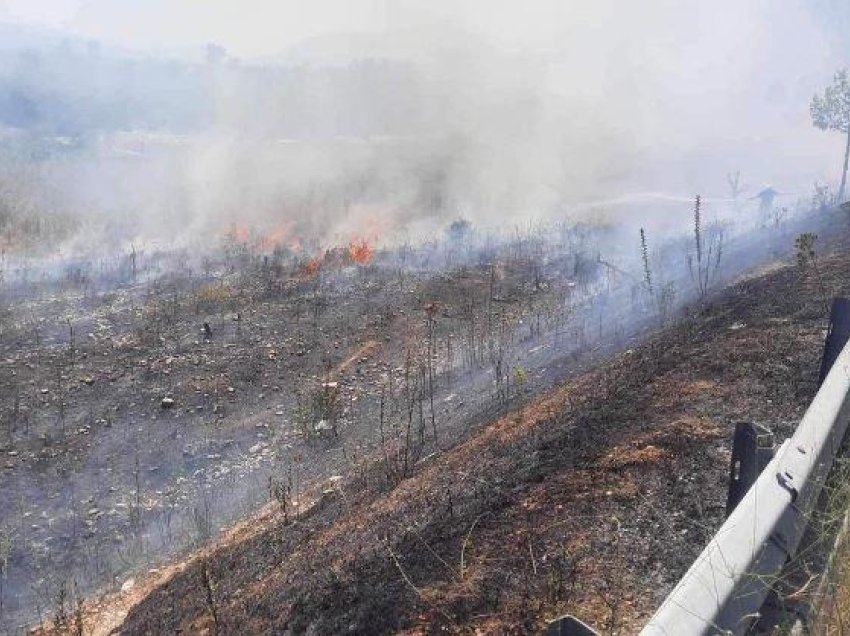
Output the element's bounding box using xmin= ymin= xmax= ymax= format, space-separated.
xmin=642 ymin=299 xmax=850 ymax=635
xmin=818 ymin=297 xmax=850 ymax=386
xmin=545 ymin=615 xmax=600 ymax=635
xmin=726 ymin=422 xmax=775 ymax=516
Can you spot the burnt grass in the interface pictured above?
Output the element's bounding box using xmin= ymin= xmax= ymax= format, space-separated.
xmin=96 ymin=246 xmax=850 ymax=635
xmin=0 ymin=227 xmax=634 ymax=633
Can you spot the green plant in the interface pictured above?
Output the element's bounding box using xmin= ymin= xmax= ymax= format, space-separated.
xmin=53 ymin=580 xmax=69 ymax=631
xmin=795 ymin=232 xmax=818 ymax=270
xmin=811 ymin=69 xmax=850 ymax=202
xmin=294 ymin=381 xmax=341 ymax=440
xmin=268 ymin=474 xmax=292 ymax=524
xmin=795 ymin=233 xmax=830 ymax=313
xmin=513 ymin=365 xmax=528 ymax=393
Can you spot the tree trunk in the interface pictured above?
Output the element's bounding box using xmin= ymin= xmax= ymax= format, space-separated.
xmin=839 ymin=126 xmax=850 ymax=203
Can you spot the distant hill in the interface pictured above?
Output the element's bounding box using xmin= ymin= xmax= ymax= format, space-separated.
xmin=0 ymin=22 xmax=429 ymax=139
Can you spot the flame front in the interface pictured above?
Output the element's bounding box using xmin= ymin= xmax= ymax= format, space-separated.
xmin=348 ymin=240 xmax=373 ymax=265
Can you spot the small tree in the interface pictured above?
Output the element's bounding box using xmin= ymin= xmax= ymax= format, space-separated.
xmin=811 ymin=69 xmax=850 ymax=202
xmin=447 ymin=218 xmax=472 ymax=243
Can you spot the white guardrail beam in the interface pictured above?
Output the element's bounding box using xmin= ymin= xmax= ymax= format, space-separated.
xmin=641 ymin=333 xmax=850 ymax=635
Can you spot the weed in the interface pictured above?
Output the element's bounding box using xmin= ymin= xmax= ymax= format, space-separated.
xmin=268 ymin=474 xmax=292 ymax=524
xmin=639 ymin=227 xmax=677 ymax=325
xmin=686 ymin=195 xmax=724 ymax=301
xmin=639 ymin=227 xmax=652 ymax=296
xmin=201 ymin=560 xmax=219 ymax=631
xmin=795 ymin=233 xmax=830 ymax=313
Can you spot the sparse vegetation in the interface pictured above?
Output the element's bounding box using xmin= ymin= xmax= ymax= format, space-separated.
xmin=0 ymin=526 xmax=11 ymax=619
xmin=687 ymin=195 xmax=724 ymax=301
xmin=639 ymin=226 xmax=677 ymax=325
xmin=811 ymin=69 xmax=850 ymax=203
xmin=70 ymin=238 xmax=843 ymax=635
xmin=1 ymin=7 xmax=849 ymax=635
xmin=796 ymin=232 xmax=830 ymax=312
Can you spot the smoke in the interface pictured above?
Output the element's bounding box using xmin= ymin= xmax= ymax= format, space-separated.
xmin=0 ymin=0 xmax=848 ymax=253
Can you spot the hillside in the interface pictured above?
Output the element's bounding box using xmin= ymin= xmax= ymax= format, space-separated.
xmin=42 ymin=231 xmax=850 ymax=635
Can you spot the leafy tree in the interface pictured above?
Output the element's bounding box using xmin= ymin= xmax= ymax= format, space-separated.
xmin=811 ymin=69 xmax=850 ymax=202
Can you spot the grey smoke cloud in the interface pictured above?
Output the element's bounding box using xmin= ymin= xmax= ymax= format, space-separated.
xmin=0 ymin=1 xmax=847 ymax=252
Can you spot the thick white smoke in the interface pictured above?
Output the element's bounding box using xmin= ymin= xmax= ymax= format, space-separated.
xmin=0 ymin=0 xmax=847 ymax=252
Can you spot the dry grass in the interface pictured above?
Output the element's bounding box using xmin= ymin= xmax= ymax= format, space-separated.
xmin=34 ymin=247 xmax=850 ymax=635
xmin=816 ymin=535 xmax=850 ymax=634
xmin=807 ymin=460 xmax=850 ymax=635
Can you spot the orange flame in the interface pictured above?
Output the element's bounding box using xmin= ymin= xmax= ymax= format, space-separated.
xmin=259 ymin=227 xmax=287 ymax=250
xmin=348 ymin=239 xmax=374 ymax=265
xmin=301 ymin=257 xmax=321 ymax=277
xmin=222 ymin=221 xmax=305 ymax=253
xmin=227 ymin=224 xmax=251 ymax=244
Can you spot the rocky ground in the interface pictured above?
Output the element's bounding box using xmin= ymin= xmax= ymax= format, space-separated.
xmin=29 ymin=213 xmax=850 ymax=635
xmin=0 ymin=225 xmax=628 ymax=633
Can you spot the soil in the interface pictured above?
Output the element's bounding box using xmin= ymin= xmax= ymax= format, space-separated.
xmin=46 ymin=232 xmax=850 ymax=635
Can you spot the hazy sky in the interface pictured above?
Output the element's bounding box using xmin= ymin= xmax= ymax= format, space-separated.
xmin=0 ymin=0 xmax=568 ymax=57
xmin=1 ymin=0 xmax=848 ymax=242
xmin=0 ymin=0 xmax=841 ymax=61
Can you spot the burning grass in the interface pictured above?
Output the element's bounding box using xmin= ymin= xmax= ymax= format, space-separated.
xmin=348 ymin=239 xmax=374 ymax=265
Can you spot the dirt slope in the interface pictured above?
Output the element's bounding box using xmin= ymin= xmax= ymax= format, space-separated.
xmin=48 ymin=245 xmax=850 ymax=635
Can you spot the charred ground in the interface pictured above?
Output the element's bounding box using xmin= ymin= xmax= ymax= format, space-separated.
xmin=50 ymin=221 xmax=850 ymax=635
xmin=0 ymin=219 xmax=638 ymax=632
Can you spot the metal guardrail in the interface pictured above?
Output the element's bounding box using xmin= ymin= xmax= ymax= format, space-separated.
xmin=549 ymin=297 xmax=850 ymax=636
xmin=641 ymin=300 xmax=850 ymax=635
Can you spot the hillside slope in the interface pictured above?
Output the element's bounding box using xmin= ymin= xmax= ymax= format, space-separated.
xmin=50 ymin=240 xmax=850 ymax=635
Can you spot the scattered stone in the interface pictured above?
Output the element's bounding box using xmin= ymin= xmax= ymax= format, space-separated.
xmin=161 ymin=397 xmax=175 ymax=409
